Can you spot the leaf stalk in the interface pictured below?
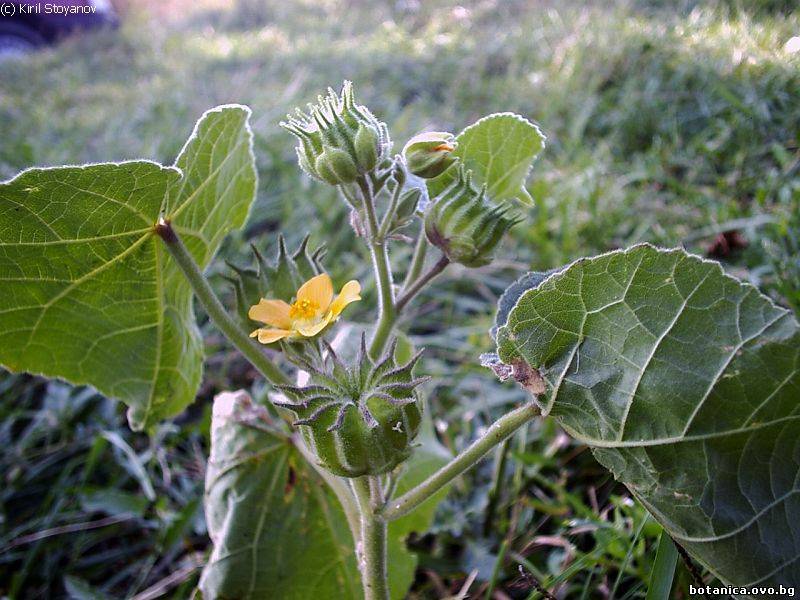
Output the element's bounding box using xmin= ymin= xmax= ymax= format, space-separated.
xmin=155 ymin=219 xmax=289 ymax=387
xmin=381 ymin=402 xmax=540 ymax=521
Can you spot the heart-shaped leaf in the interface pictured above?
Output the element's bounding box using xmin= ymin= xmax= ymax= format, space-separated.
xmin=0 ymin=105 xmax=256 ymax=430
xmin=200 ymin=390 xmax=450 ymax=599
xmin=426 ymin=112 xmax=545 ymax=205
xmin=495 ymin=244 xmax=800 ymax=591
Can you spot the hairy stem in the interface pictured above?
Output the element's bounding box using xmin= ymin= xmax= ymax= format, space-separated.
xmin=357 ymin=177 xmax=397 ymax=360
xmin=402 ymin=223 xmax=428 ymax=290
xmin=376 ymin=177 xmax=404 ymax=240
xmin=352 ymin=477 xmax=389 ymax=600
xmin=359 ymin=179 xmax=448 ymax=358
xmin=395 ymin=254 xmax=450 ymax=312
xmin=155 ymin=219 xmax=289 ymax=387
xmin=367 ymin=242 xmax=396 ymax=360
xmin=381 ymin=403 xmax=540 ymax=521
xmin=358 ymin=176 xmax=381 ymax=234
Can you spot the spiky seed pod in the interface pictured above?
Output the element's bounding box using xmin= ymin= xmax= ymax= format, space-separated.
xmin=402 ymin=131 xmax=457 ymax=179
xmin=281 ymin=81 xmax=391 ymax=186
xmin=424 ymin=166 xmax=521 ymax=267
xmin=274 ymin=336 xmax=426 ymax=478
xmin=226 ymin=236 xmax=326 ymax=326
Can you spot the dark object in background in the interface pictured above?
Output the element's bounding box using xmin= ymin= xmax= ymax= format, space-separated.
xmin=0 ymin=0 xmax=117 ymax=58
xmin=707 ymin=230 xmax=748 ymax=259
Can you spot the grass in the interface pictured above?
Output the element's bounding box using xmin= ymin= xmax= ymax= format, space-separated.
xmin=1 ymin=0 xmax=798 ymax=597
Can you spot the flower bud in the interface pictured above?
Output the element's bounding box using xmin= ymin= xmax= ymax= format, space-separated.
xmin=391 ymin=188 xmax=421 ymax=231
xmin=382 ymin=161 xmax=420 ymax=234
xmin=282 ymin=81 xmax=391 ymax=186
xmin=274 ymin=336 xmax=425 ymax=478
xmin=403 ymin=131 xmax=457 ymax=179
xmin=425 ymin=166 xmax=521 ymax=267
xmin=355 ymin=122 xmax=380 ymax=171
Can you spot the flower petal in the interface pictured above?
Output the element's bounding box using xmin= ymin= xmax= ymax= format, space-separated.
xmin=296 ymin=313 xmax=333 ymax=337
xmin=248 ymin=299 xmax=292 ymax=329
xmin=251 ymin=328 xmax=293 ymax=344
xmin=330 ymin=280 xmax=362 ymax=317
xmin=296 ymin=273 xmax=333 ymax=314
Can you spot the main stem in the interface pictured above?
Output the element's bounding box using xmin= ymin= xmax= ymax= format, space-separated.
xmin=381 ymin=402 xmax=540 ymax=521
xmin=154 ymin=219 xmax=289 ymax=387
xmin=358 ymin=177 xmax=449 ymax=360
xmin=352 ymin=477 xmax=389 ymax=600
xmin=357 ymin=177 xmax=396 ymax=360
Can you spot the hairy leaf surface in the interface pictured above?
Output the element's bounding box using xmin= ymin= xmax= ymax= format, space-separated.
xmin=201 ymin=391 xmax=450 ymax=599
xmin=427 ymin=112 xmax=545 ymax=204
xmin=495 ymin=245 xmax=800 ymax=591
xmin=200 ymin=391 xmax=361 ymax=599
xmin=0 ymin=105 xmax=256 ymax=430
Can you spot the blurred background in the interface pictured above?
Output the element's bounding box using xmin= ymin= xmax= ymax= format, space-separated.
xmin=0 ymin=0 xmax=798 ymax=598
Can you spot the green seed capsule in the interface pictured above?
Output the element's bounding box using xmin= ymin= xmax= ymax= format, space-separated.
xmin=274 ymin=336 xmax=425 ymax=477
xmin=315 ymin=146 xmax=360 ymax=185
xmin=425 ymin=165 xmax=521 ymax=267
xmin=354 ymin=122 xmax=380 ymax=173
xmin=282 ymin=81 xmax=391 ymax=186
xmin=403 ymin=131 xmax=457 ymax=179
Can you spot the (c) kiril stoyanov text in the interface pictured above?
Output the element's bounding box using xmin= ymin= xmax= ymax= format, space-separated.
xmin=15 ymin=2 xmax=98 ymax=15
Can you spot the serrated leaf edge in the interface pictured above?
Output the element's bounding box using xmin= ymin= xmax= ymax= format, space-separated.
xmin=454 ymin=111 xmax=546 ymax=205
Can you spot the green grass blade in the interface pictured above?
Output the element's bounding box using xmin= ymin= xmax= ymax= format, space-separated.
xmin=645 ymin=530 xmax=678 ymax=600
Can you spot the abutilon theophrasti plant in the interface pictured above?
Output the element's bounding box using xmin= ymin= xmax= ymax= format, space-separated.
xmin=0 ymin=81 xmax=797 ymax=599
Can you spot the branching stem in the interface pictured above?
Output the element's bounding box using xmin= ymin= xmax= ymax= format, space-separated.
xmin=358 ymin=177 xmax=449 ymax=359
xmin=402 ymin=225 xmax=429 ymax=290
xmin=395 ymin=254 xmax=450 ymax=312
xmin=154 ymin=219 xmax=289 ymax=387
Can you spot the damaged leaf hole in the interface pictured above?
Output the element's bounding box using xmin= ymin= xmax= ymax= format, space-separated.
xmin=481 ymin=353 xmax=546 ymax=396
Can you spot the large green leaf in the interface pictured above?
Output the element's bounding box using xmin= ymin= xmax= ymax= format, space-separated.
xmin=495 ymin=244 xmax=800 ymax=592
xmin=426 ymin=112 xmax=545 ymax=204
xmin=0 ymin=105 xmax=256 ymax=430
xmin=200 ymin=390 xmax=450 ymax=599
xmin=199 ymin=391 xmax=361 ymax=599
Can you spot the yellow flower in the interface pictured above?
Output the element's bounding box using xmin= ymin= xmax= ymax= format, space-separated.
xmin=248 ymin=273 xmax=361 ymax=344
